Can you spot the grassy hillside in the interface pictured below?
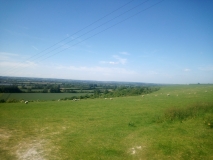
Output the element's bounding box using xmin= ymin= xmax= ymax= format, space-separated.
xmin=0 ymin=85 xmax=213 ymax=159
xmin=0 ymin=93 xmax=90 ymax=101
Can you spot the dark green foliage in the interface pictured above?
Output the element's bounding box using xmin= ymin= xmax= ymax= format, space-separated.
xmin=0 ymin=85 xmax=22 ymax=93
xmin=94 ymin=89 xmax=101 ymax=97
xmin=0 ymin=99 xmax=6 ymax=103
xmin=61 ymin=86 xmax=160 ymax=101
xmin=104 ymin=86 xmax=159 ymax=97
xmin=6 ymin=99 xmax=19 ymax=103
xmin=42 ymin=88 xmax=48 ymax=93
xmin=49 ymin=85 xmax=61 ymax=93
xmin=128 ymin=122 xmax=136 ymax=127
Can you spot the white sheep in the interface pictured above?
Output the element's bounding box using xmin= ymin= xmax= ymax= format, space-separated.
xmin=73 ymin=99 xmax=80 ymax=101
xmin=167 ymin=94 xmax=170 ymax=96
xmin=25 ymin=101 xmax=28 ymax=104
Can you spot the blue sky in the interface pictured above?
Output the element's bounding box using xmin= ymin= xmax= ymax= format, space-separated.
xmin=0 ymin=0 xmax=213 ymax=84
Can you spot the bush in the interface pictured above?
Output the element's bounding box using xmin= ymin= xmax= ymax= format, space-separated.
xmin=6 ymin=99 xmax=19 ymax=103
xmin=0 ymin=99 xmax=6 ymax=103
xmin=0 ymin=85 xmax=22 ymax=93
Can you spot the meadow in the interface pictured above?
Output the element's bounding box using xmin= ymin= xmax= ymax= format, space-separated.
xmin=0 ymin=93 xmax=90 ymax=101
xmin=0 ymin=85 xmax=213 ymax=159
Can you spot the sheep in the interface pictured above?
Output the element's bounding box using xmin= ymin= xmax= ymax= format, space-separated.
xmin=167 ymin=94 xmax=170 ymax=96
xmin=25 ymin=101 xmax=28 ymax=104
xmin=73 ymin=99 xmax=80 ymax=101
xmin=110 ymin=98 xmax=113 ymax=100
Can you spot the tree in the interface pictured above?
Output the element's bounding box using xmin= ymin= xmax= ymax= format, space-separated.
xmin=42 ymin=88 xmax=48 ymax=93
xmin=0 ymin=85 xmax=22 ymax=93
xmin=94 ymin=89 xmax=100 ymax=97
xmin=50 ymin=85 xmax=61 ymax=93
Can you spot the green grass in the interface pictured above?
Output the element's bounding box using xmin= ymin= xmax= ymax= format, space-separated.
xmin=0 ymin=85 xmax=213 ymax=159
xmin=0 ymin=93 xmax=90 ymax=101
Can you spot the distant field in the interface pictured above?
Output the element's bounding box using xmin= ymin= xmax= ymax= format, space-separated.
xmin=0 ymin=85 xmax=213 ymax=159
xmin=0 ymin=93 xmax=91 ymax=101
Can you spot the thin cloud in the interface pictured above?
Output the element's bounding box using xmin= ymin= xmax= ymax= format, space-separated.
xmin=0 ymin=52 xmax=19 ymax=60
xmin=100 ymin=61 xmax=118 ymax=65
xmin=0 ymin=61 xmax=37 ymax=68
xmin=0 ymin=52 xmax=19 ymax=56
xmin=100 ymin=55 xmax=127 ymax=65
xmin=113 ymin=55 xmax=127 ymax=64
xmin=55 ymin=65 xmax=136 ymax=75
xmin=184 ymin=68 xmax=191 ymax=72
xmin=119 ymin=51 xmax=130 ymax=55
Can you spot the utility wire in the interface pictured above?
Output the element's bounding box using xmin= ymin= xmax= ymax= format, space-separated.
xmin=3 ymin=0 xmax=135 ymax=74
xmin=40 ymin=0 xmax=165 ymax=62
xmin=5 ymin=0 xmax=165 ymax=76
xmin=29 ymin=0 xmax=150 ymax=62
xmin=5 ymin=0 xmax=151 ymax=76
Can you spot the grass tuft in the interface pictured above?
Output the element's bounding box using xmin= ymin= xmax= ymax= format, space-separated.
xmin=158 ymin=103 xmax=213 ymax=122
xmin=204 ymin=114 xmax=213 ymax=128
xmin=128 ymin=122 xmax=136 ymax=127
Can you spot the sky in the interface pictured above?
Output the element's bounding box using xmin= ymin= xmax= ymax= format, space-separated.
xmin=0 ymin=0 xmax=213 ymax=84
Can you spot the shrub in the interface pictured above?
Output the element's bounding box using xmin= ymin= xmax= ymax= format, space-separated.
xmin=0 ymin=99 xmax=6 ymax=103
xmin=6 ymin=99 xmax=19 ymax=103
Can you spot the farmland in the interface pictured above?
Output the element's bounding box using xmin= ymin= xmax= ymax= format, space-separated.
xmin=0 ymin=93 xmax=90 ymax=101
xmin=0 ymin=84 xmax=213 ymax=159
xmin=0 ymin=76 xmax=159 ymax=102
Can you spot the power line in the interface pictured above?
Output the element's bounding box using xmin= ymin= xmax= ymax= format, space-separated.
xmin=5 ymin=0 xmax=151 ymax=76
xmin=5 ymin=0 xmax=165 ymax=76
xmin=40 ymin=0 xmax=165 ymax=62
xmin=3 ymin=0 xmax=135 ymax=74
xmin=29 ymin=0 xmax=150 ymax=62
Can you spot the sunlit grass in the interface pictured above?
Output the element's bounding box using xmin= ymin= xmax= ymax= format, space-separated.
xmin=0 ymin=85 xmax=213 ymax=159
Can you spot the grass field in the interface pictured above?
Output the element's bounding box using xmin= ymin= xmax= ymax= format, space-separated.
xmin=0 ymin=93 xmax=90 ymax=101
xmin=0 ymin=85 xmax=213 ymax=159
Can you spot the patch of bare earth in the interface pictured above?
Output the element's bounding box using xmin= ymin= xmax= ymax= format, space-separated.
xmin=0 ymin=128 xmax=12 ymax=152
xmin=0 ymin=126 xmax=69 ymax=159
xmin=15 ymin=139 xmax=46 ymax=160
xmin=0 ymin=129 xmax=11 ymax=140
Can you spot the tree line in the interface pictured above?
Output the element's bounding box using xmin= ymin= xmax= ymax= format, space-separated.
xmin=62 ymin=86 xmax=160 ymax=100
xmin=0 ymin=85 xmax=22 ymax=93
